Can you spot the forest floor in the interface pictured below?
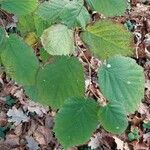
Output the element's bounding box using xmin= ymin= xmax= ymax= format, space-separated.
xmin=0 ymin=0 xmax=150 ymax=150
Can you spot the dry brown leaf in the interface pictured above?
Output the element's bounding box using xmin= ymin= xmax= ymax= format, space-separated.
xmin=45 ymin=115 xmax=54 ymax=128
xmin=27 ymin=119 xmax=38 ymax=136
xmin=14 ymin=124 xmax=22 ymax=136
xmin=0 ymin=111 xmax=7 ymax=126
xmin=4 ymin=134 xmax=20 ymax=147
xmin=0 ymin=144 xmax=11 ymax=150
xmin=138 ymin=103 xmax=150 ymax=121
xmin=34 ymin=126 xmax=53 ymax=145
xmin=113 ymin=136 xmax=124 ymax=150
xmin=23 ymin=100 xmax=48 ymax=117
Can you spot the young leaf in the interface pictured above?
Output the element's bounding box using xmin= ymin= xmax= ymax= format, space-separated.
xmin=85 ymin=0 xmax=128 ymax=17
xmin=98 ymin=56 xmax=145 ymax=113
xmin=36 ymin=0 xmax=90 ymax=29
xmin=36 ymin=56 xmax=85 ymax=108
xmin=98 ymin=101 xmax=128 ymax=134
xmin=1 ymin=34 xmax=39 ymax=86
xmin=54 ymin=97 xmax=99 ymax=148
xmin=41 ymin=24 xmax=75 ymax=56
xmin=1 ymin=0 xmax=38 ymax=16
xmin=128 ymin=128 xmax=139 ymax=141
xmin=81 ymin=20 xmax=133 ymax=59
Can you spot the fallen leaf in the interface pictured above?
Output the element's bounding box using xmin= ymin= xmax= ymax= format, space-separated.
xmin=27 ymin=119 xmax=38 ymax=136
xmin=88 ymin=133 xmax=102 ymax=149
xmin=113 ymin=136 xmax=124 ymax=150
xmin=0 ymin=111 xmax=7 ymax=126
xmin=0 ymin=144 xmax=11 ymax=150
xmin=14 ymin=124 xmax=22 ymax=136
xmin=34 ymin=126 xmax=53 ymax=145
xmin=7 ymin=107 xmax=30 ymax=125
xmin=138 ymin=103 xmax=150 ymax=121
xmin=145 ymin=80 xmax=150 ymax=91
xmin=132 ymin=142 xmax=149 ymax=150
xmin=25 ymin=136 xmax=40 ymax=150
xmin=13 ymin=89 xmax=24 ymax=100
xmin=45 ymin=115 xmax=54 ymax=128
xmin=23 ymin=100 xmax=48 ymax=117
xmin=4 ymin=134 xmax=20 ymax=147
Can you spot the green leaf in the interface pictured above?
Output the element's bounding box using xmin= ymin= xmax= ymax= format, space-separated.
xmin=1 ymin=0 xmax=38 ymax=16
xmin=24 ymin=85 xmax=38 ymax=100
xmin=5 ymin=96 xmax=16 ymax=106
xmin=41 ymin=24 xmax=75 ymax=55
xmin=143 ymin=121 xmax=150 ymax=130
xmin=128 ymin=132 xmax=135 ymax=141
xmin=81 ymin=20 xmax=133 ymax=59
xmin=18 ymin=14 xmax=50 ymax=37
xmin=34 ymin=15 xmax=50 ymax=37
xmin=1 ymin=34 xmax=39 ymax=86
xmin=0 ymin=27 xmax=6 ymax=47
xmin=17 ymin=14 xmax=36 ymax=36
xmin=98 ymin=56 xmax=144 ymax=113
xmin=36 ymin=56 xmax=85 ymax=108
xmin=0 ymin=28 xmax=4 ymax=42
xmin=128 ymin=128 xmax=139 ymax=141
xmin=124 ymin=20 xmax=134 ymax=31
xmin=85 ymin=0 xmax=127 ymax=17
xmin=98 ymin=101 xmax=128 ymax=134
xmin=36 ymin=0 xmax=90 ymax=29
xmin=39 ymin=48 xmax=50 ymax=63
xmin=0 ymin=127 xmax=5 ymax=139
xmin=54 ymin=97 xmax=99 ymax=148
